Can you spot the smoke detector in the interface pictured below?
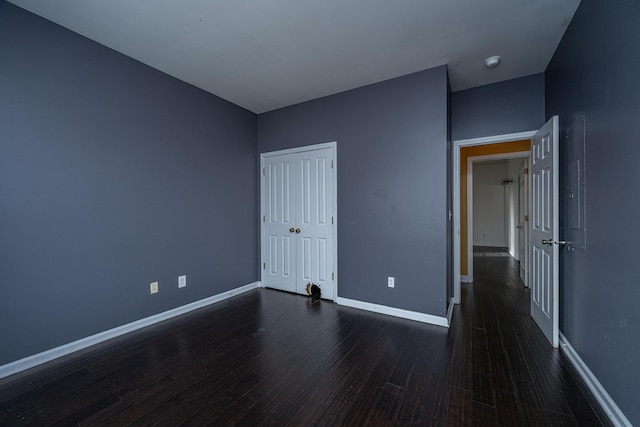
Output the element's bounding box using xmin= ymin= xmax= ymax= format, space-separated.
xmin=484 ymin=56 xmax=501 ymax=69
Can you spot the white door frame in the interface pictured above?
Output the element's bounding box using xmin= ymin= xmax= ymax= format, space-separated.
xmin=259 ymin=141 xmax=338 ymax=301
xmin=453 ymin=131 xmax=535 ymax=304
xmin=467 ymin=151 xmax=530 ymax=283
xmin=518 ymin=161 xmax=529 ymax=287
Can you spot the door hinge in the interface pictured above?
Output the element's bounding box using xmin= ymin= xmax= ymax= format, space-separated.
xmin=331 ymin=160 xmax=334 ymax=168
xmin=263 ymin=168 xmax=265 ymax=176
xmin=524 ymin=214 xmax=529 ymax=221
xmin=332 ymin=216 xmax=334 ymax=224
xmin=263 ymin=262 xmax=266 ymax=270
xmin=263 ymin=215 xmax=265 ymax=222
xmin=332 ymin=272 xmax=334 ymax=280
xmin=524 ymin=167 xmax=529 ymax=174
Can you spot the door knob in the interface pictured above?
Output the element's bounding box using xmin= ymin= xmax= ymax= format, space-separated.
xmin=542 ymin=239 xmax=567 ymax=246
xmin=289 ymin=228 xmax=295 ymax=233
xmin=295 ymin=228 xmax=301 ymax=233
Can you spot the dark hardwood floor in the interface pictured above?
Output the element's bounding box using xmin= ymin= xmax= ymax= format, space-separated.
xmin=0 ymin=250 xmax=610 ymax=426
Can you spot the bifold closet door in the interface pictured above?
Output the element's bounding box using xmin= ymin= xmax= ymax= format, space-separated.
xmin=262 ymin=147 xmax=334 ymax=300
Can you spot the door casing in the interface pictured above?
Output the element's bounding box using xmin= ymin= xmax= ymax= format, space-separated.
xmin=518 ymin=161 xmax=529 ymax=287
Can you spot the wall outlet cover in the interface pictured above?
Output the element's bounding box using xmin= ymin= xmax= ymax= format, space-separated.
xmin=388 ymin=277 xmax=395 ymax=288
xmin=178 ymin=275 xmax=186 ymax=288
xmin=150 ymin=281 xmax=159 ymax=294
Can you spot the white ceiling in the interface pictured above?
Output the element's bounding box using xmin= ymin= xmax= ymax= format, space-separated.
xmin=8 ymin=0 xmax=580 ymax=113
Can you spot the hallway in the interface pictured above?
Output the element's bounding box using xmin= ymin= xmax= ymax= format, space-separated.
xmin=449 ymin=247 xmax=608 ymax=425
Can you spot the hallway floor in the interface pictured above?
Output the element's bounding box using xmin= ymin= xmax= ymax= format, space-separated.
xmin=459 ymin=247 xmax=610 ymax=426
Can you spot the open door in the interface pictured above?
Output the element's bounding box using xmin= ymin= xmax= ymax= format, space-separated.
xmin=530 ymin=116 xmax=560 ymax=347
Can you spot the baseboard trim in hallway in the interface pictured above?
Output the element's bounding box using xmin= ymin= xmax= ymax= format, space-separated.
xmin=0 ymin=281 xmax=261 ymax=380
xmin=560 ymin=333 xmax=632 ymax=427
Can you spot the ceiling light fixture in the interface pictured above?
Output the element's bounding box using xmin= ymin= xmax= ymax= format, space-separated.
xmin=484 ymin=56 xmax=501 ymax=69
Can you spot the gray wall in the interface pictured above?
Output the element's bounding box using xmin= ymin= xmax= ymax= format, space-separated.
xmin=546 ymin=0 xmax=640 ymax=424
xmin=452 ymin=73 xmax=545 ymax=141
xmin=258 ymin=67 xmax=449 ymax=317
xmin=0 ymin=3 xmax=259 ymax=365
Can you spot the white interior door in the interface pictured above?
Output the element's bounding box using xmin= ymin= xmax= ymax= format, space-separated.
xmin=261 ymin=144 xmax=336 ymax=300
xmin=530 ymin=116 xmax=560 ymax=348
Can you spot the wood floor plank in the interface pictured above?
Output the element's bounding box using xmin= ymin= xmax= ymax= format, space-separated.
xmin=445 ymin=386 xmax=472 ymax=426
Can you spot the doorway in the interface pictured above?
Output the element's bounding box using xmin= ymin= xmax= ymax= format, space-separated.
xmin=260 ymin=142 xmax=338 ymax=300
xmin=468 ymin=152 xmax=530 ymax=286
xmin=452 ymin=117 xmax=560 ymax=348
xmin=452 ymin=131 xmax=535 ymax=304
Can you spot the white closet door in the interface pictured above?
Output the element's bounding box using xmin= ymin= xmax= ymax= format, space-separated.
xmin=261 ymin=144 xmax=336 ymax=300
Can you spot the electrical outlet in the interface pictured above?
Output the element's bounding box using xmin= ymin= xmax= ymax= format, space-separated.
xmin=178 ymin=275 xmax=186 ymax=288
xmin=388 ymin=277 xmax=395 ymax=288
xmin=150 ymin=281 xmax=158 ymax=294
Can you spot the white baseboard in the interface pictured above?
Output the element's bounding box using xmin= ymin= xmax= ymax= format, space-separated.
xmin=461 ymin=275 xmax=471 ymax=283
xmin=0 ymin=281 xmax=261 ymax=380
xmin=559 ymin=333 xmax=631 ymax=427
xmin=446 ymin=297 xmax=455 ymax=325
xmin=474 ymin=242 xmax=507 ymax=248
xmin=336 ymin=297 xmax=449 ymax=328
